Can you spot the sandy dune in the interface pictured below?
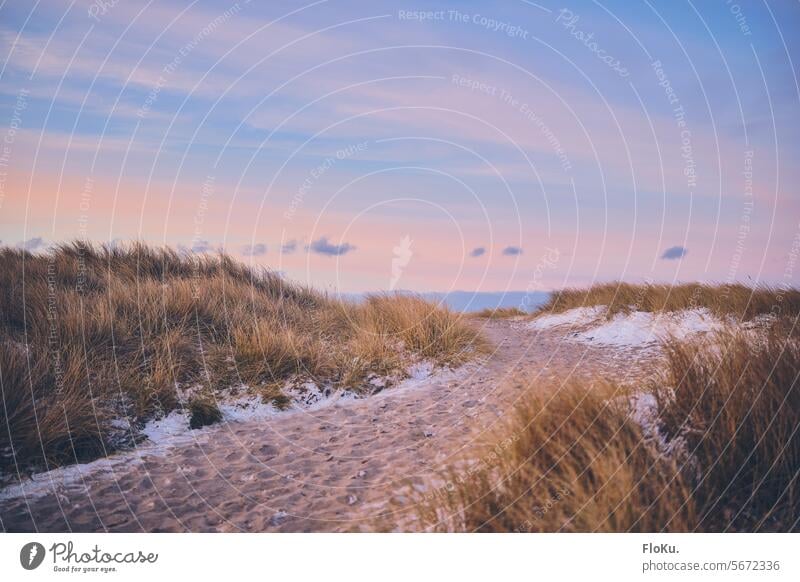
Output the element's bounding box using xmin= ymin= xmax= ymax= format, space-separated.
xmin=0 ymin=319 xmax=659 ymax=532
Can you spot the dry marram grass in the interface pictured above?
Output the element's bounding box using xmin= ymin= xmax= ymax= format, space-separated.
xmin=538 ymin=281 xmax=800 ymax=321
xmin=654 ymin=327 xmax=800 ymax=531
xmin=421 ymin=283 xmax=799 ymax=532
xmin=472 ymin=307 xmax=527 ymax=319
xmin=418 ymin=382 xmax=694 ymax=532
xmin=0 ymin=242 xmax=483 ymax=473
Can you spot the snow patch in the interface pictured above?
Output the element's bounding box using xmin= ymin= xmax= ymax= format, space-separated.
xmin=285 ymin=381 xmax=333 ymax=407
xmin=141 ymin=410 xmax=190 ymax=444
xmin=628 ymin=391 xmax=689 ymax=459
xmin=574 ymin=308 xmax=724 ymax=348
xmin=304 ymin=388 xmax=359 ymax=411
xmin=528 ymin=306 xmax=606 ymax=330
xmin=0 ymin=455 xmax=133 ymax=502
xmin=530 ymin=306 xmax=726 ymax=349
xmin=629 ymin=392 xmax=662 ymax=444
xmin=282 ymin=380 xmax=359 ymax=410
xmin=386 ymin=359 xmax=473 ymax=399
xmin=406 ymin=360 xmax=435 ymax=381
xmin=218 ymin=396 xmax=279 ymax=422
xmin=0 ymin=359 xmax=465 ymax=502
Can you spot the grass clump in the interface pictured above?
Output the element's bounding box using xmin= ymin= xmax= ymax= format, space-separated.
xmin=537 ymin=281 xmax=800 ymax=321
xmin=188 ymin=395 xmax=223 ymax=429
xmin=0 ymin=242 xmax=483 ymax=473
xmin=418 ymin=382 xmax=693 ymax=532
xmin=472 ymin=307 xmax=527 ymax=319
xmin=359 ymin=294 xmax=486 ymax=366
xmin=653 ymin=327 xmax=800 ymax=531
xmin=421 ymin=320 xmax=800 ymax=532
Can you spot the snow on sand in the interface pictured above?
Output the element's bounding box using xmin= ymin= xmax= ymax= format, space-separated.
xmin=0 ymin=360 xmax=457 ymax=501
xmin=527 ymin=306 xmax=606 ymax=330
xmin=529 ymin=306 xmax=725 ymax=349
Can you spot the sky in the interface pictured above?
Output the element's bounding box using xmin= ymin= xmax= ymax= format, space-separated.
xmin=1 ymin=0 xmax=798 ymax=293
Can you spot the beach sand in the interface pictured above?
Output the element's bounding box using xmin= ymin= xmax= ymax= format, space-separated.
xmin=0 ymin=318 xmax=662 ymax=532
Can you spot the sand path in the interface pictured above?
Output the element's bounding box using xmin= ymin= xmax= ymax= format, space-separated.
xmin=0 ymin=319 xmax=658 ymax=532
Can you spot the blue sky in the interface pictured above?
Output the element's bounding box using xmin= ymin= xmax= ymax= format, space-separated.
xmin=1 ymin=0 xmax=798 ymax=292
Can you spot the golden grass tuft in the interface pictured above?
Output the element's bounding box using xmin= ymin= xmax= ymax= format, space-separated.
xmin=653 ymin=326 xmax=800 ymax=531
xmin=0 ymin=242 xmax=483 ymax=472
xmin=418 ymin=382 xmax=694 ymax=532
xmin=420 ymin=314 xmax=800 ymax=532
xmin=359 ymin=294 xmax=487 ymax=366
xmin=472 ymin=307 xmax=527 ymax=319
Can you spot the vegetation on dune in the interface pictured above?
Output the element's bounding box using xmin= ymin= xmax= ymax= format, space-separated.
xmin=0 ymin=242 xmax=483 ymax=473
xmin=537 ymin=281 xmax=800 ymax=321
xmin=421 ymin=308 xmax=800 ymax=532
xmin=361 ymin=294 xmax=487 ymax=365
xmin=654 ymin=327 xmax=800 ymax=531
xmin=417 ymin=383 xmax=694 ymax=532
xmin=188 ymin=395 xmax=223 ymax=430
xmin=7 ymin=259 xmax=796 ymax=532
xmin=472 ymin=307 xmax=527 ymax=319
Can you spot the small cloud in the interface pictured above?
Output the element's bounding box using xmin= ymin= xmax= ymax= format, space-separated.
xmin=281 ymin=240 xmax=298 ymax=254
xmin=178 ymin=239 xmax=222 ymax=253
xmin=661 ymin=246 xmax=688 ymax=260
xmin=241 ymin=243 xmax=267 ymax=257
xmin=307 ymin=236 xmax=356 ymax=257
xmin=502 ymin=246 xmax=523 ymax=256
xmin=17 ymin=237 xmax=45 ymax=251
xmin=193 ymin=240 xmax=213 ymax=253
xmin=469 ymin=247 xmax=486 ymax=257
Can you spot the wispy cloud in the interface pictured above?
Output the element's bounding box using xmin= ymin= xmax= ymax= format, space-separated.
xmin=195 ymin=240 xmax=214 ymax=253
xmin=502 ymin=246 xmax=523 ymax=256
xmin=307 ymin=236 xmax=356 ymax=256
xmin=661 ymin=246 xmax=688 ymax=260
xmin=469 ymin=247 xmax=486 ymax=257
xmin=241 ymin=243 xmax=267 ymax=257
xmin=17 ymin=237 xmax=45 ymax=251
xmin=281 ymin=240 xmax=298 ymax=254
xmin=183 ymin=239 xmax=217 ymax=254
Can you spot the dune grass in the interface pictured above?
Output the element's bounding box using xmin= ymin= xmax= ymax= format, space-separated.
xmin=472 ymin=307 xmax=527 ymax=319
xmin=537 ymin=281 xmax=800 ymax=321
xmin=417 ymin=382 xmax=694 ymax=532
xmin=420 ymin=314 xmax=800 ymax=532
xmin=0 ymin=242 xmax=483 ymax=473
xmin=653 ymin=326 xmax=800 ymax=531
xmin=188 ymin=394 xmax=223 ymax=430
